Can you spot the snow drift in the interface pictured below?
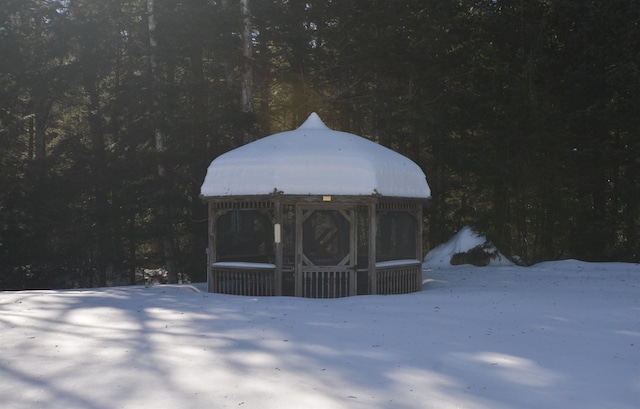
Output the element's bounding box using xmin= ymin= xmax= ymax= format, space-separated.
xmin=424 ymin=226 xmax=513 ymax=267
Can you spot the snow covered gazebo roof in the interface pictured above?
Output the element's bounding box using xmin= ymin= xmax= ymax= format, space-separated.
xmin=200 ymin=113 xmax=430 ymax=199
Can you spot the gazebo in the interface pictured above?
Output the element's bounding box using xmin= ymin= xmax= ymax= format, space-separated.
xmin=200 ymin=113 xmax=431 ymax=297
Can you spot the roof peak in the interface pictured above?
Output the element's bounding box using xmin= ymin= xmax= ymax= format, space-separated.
xmin=297 ymin=112 xmax=330 ymax=130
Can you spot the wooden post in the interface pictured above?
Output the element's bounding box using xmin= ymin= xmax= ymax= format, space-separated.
xmin=207 ymin=202 xmax=216 ymax=293
xmin=274 ymin=198 xmax=283 ymax=296
xmin=368 ymin=202 xmax=377 ymax=295
xmin=415 ymin=204 xmax=423 ymax=290
xmin=348 ymin=208 xmax=358 ymax=296
xmin=294 ymin=204 xmax=303 ymax=297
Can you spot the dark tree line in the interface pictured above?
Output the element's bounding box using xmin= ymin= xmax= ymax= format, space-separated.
xmin=1 ymin=0 xmax=638 ymax=289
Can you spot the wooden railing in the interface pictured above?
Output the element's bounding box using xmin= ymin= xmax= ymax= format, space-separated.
xmin=300 ymin=269 xmax=353 ymax=298
xmin=209 ymin=262 xmax=276 ymax=296
xmin=208 ymin=261 xmax=422 ymax=297
xmin=375 ymin=260 xmax=422 ymax=294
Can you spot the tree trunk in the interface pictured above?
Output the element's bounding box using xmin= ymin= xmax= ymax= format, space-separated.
xmin=148 ymin=0 xmax=178 ymax=283
xmin=241 ymin=0 xmax=254 ymax=144
xmin=87 ymin=83 xmax=109 ymax=287
xmin=33 ymin=97 xmax=52 ymax=166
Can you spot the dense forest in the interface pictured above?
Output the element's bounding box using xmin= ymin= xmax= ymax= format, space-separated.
xmin=1 ymin=0 xmax=638 ymax=289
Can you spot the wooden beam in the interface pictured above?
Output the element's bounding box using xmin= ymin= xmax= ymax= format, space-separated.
xmin=415 ymin=204 xmax=423 ymax=290
xmin=349 ymin=208 xmax=357 ymax=296
xmin=295 ymin=203 xmax=303 ymax=297
xmin=207 ymin=201 xmax=216 ymax=293
xmin=274 ymin=198 xmax=283 ymax=296
xmin=368 ymin=202 xmax=377 ymax=295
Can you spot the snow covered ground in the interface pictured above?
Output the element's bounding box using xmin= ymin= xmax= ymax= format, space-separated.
xmin=1 ymin=260 xmax=638 ymax=408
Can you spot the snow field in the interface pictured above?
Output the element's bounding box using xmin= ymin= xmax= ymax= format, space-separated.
xmin=1 ymin=260 xmax=638 ymax=409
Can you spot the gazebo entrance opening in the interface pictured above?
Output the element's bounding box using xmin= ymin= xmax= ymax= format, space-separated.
xmin=298 ymin=206 xmax=357 ymax=298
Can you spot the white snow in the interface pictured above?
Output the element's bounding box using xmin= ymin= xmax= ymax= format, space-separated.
xmin=424 ymin=226 xmax=514 ymax=267
xmin=2 ymin=259 xmax=638 ymax=409
xmin=200 ymin=113 xmax=431 ymax=198
xmin=212 ymin=261 xmax=276 ymax=269
xmin=376 ymin=259 xmax=421 ymax=268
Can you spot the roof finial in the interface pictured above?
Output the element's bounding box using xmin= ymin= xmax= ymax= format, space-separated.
xmin=297 ymin=112 xmax=330 ymax=130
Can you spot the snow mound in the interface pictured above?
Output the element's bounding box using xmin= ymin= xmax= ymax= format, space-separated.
xmin=424 ymin=226 xmax=513 ymax=267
